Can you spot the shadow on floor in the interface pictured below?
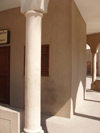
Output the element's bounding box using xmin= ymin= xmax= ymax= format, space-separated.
xmin=85 ymin=99 xmax=100 ymax=103
xmin=86 ymin=89 xmax=94 ymax=92
xmin=86 ymin=89 xmax=100 ymax=93
xmin=42 ymin=114 xmax=53 ymax=133
xmin=74 ymin=112 xmax=100 ymax=121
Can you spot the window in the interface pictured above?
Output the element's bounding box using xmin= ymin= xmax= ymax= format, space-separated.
xmin=41 ymin=44 xmax=49 ymax=76
xmin=24 ymin=44 xmax=49 ymax=77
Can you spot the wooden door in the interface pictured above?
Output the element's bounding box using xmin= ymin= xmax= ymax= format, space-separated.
xmin=0 ymin=47 xmax=10 ymax=104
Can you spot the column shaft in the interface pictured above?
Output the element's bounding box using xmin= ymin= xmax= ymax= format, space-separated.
xmin=97 ymin=48 xmax=100 ymax=76
xmin=24 ymin=10 xmax=43 ymax=133
xmin=92 ymin=53 xmax=97 ymax=83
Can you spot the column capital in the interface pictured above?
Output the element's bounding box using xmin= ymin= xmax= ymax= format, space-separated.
xmin=20 ymin=0 xmax=50 ymax=14
xmin=25 ymin=10 xmax=43 ymax=17
xmin=92 ymin=51 xmax=97 ymax=55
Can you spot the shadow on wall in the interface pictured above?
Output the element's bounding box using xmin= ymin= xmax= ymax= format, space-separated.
xmin=41 ymin=78 xmax=71 ymax=118
xmin=41 ymin=64 xmax=86 ymax=118
xmin=41 ymin=0 xmax=86 ymax=118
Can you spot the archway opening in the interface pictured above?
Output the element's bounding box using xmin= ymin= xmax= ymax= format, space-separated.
xmin=86 ymin=44 xmax=93 ymax=90
xmin=86 ymin=43 xmax=100 ymax=91
xmin=86 ymin=44 xmax=92 ymax=76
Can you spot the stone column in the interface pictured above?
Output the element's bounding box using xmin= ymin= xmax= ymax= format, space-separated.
xmin=97 ymin=48 xmax=100 ymax=76
xmin=92 ymin=53 xmax=97 ymax=83
xmin=20 ymin=0 xmax=50 ymax=132
xmin=24 ymin=10 xmax=43 ymax=133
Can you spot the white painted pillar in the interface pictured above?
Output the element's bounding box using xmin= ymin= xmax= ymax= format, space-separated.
xmin=24 ymin=10 xmax=43 ymax=133
xmin=92 ymin=53 xmax=97 ymax=83
xmin=97 ymin=48 xmax=100 ymax=76
xmin=20 ymin=0 xmax=50 ymax=132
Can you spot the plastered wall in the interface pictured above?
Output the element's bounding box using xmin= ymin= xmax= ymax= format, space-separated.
xmin=71 ymin=1 xmax=86 ymax=114
xmin=42 ymin=0 xmax=72 ymax=117
xmin=42 ymin=0 xmax=86 ymax=117
xmin=0 ymin=0 xmax=86 ymax=118
xmin=0 ymin=8 xmax=25 ymax=108
xmin=0 ymin=105 xmax=24 ymax=133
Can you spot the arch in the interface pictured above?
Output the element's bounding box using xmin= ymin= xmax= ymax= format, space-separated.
xmin=86 ymin=44 xmax=91 ymax=50
xmin=87 ymin=33 xmax=100 ymax=54
xmin=96 ymin=43 xmax=100 ymax=53
xmin=86 ymin=44 xmax=92 ymax=75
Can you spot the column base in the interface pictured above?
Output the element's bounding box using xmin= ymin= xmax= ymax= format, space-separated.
xmin=24 ymin=127 xmax=44 ymax=133
xmin=91 ymin=80 xmax=100 ymax=91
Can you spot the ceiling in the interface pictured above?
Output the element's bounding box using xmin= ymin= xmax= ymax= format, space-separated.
xmin=0 ymin=0 xmax=20 ymax=12
xmin=74 ymin=0 xmax=100 ymax=34
xmin=0 ymin=0 xmax=100 ymax=35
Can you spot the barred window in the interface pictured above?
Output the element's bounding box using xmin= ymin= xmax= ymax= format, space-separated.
xmin=41 ymin=44 xmax=49 ymax=76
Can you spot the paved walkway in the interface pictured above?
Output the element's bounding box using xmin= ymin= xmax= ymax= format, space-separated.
xmin=42 ymin=76 xmax=100 ymax=133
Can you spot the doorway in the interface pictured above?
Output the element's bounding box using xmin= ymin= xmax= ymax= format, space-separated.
xmin=0 ymin=46 xmax=10 ymax=104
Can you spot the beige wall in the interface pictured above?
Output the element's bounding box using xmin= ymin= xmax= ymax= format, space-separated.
xmin=0 ymin=8 xmax=25 ymax=108
xmin=86 ymin=50 xmax=92 ymax=62
xmin=0 ymin=0 xmax=86 ymax=118
xmin=86 ymin=50 xmax=92 ymax=75
xmin=42 ymin=0 xmax=72 ymax=117
xmin=0 ymin=105 xmax=24 ymax=133
xmin=71 ymin=1 xmax=86 ymax=114
xmin=42 ymin=0 xmax=86 ymax=117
